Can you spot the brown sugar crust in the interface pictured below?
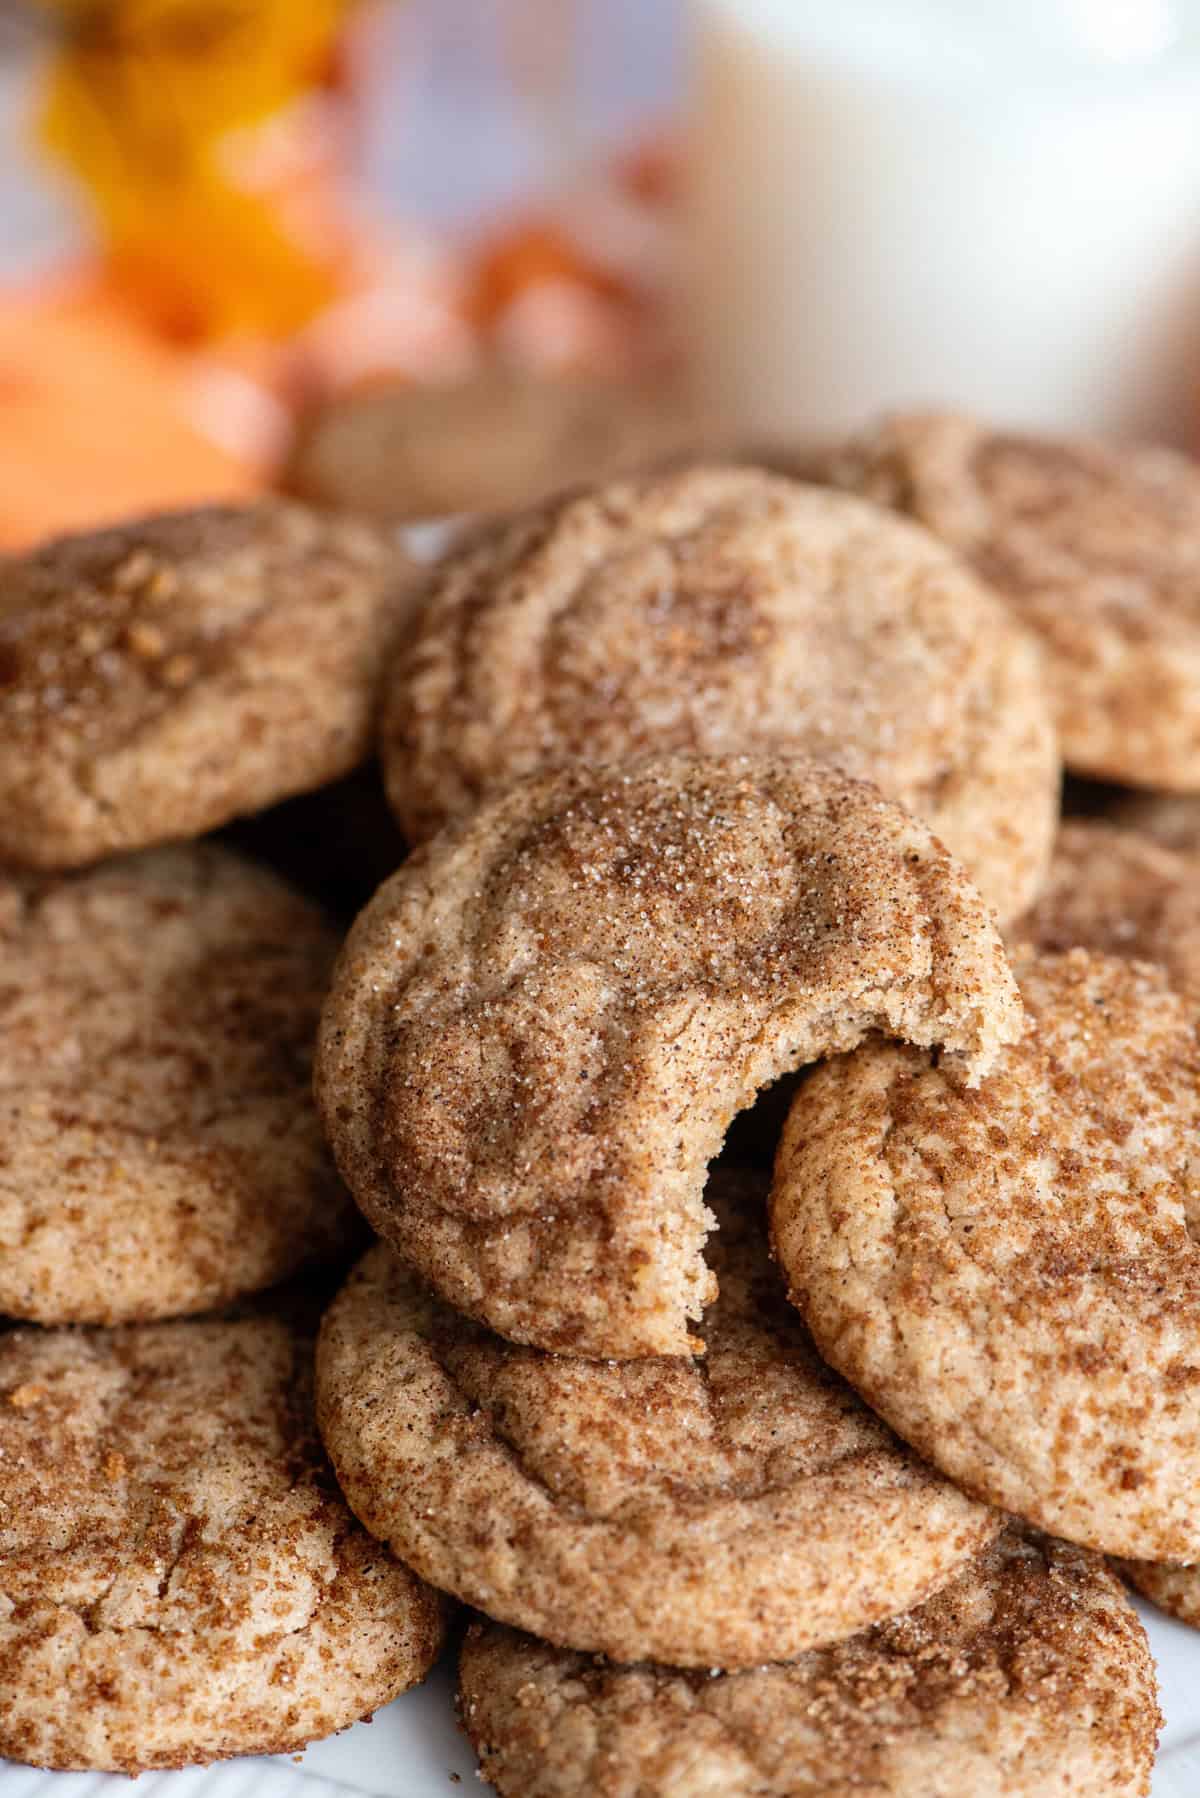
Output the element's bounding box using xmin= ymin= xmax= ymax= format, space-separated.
xmin=808 ymin=411 xmax=1200 ymax=788
xmin=771 ymin=947 xmax=1200 ymax=1560
xmin=1011 ymin=819 xmax=1200 ymax=997
xmin=285 ymin=371 xmax=705 ymax=525
xmin=316 ymin=754 xmax=1021 ymax=1357
xmin=0 ymin=842 xmax=359 ymax=1325
xmin=379 ymin=466 xmax=1058 ymax=921
xmin=0 ymin=501 xmax=411 ymax=869
xmin=0 ymin=1311 xmax=446 ymax=1773
xmin=1119 ymin=1558 xmax=1200 ymax=1627
xmin=315 ymin=1176 xmax=999 ymax=1668
xmin=459 ymin=1529 xmax=1159 ymax=1798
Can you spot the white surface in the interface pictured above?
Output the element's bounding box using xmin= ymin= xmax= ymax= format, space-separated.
xmin=0 ymin=1597 xmax=1197 ymax=1795
xmin=694 ymin=0 xmax=1199 ymax=70
xmin=687 ymin=0 xmax=1200 ymax=444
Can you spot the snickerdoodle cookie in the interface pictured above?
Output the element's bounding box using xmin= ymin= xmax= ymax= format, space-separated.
xmin=0 ymin=842 xmax=358 ymax=1324
xmin=285 ymin=371 xmax=702 ymax=524
xmin=772 ymin=947 xmax=1200 ymax=1560
xmin=315 ymin=1175 xmax=999 ymax=1668
xmin=379 ymin=466 xmax=1058 ymax=920
xmin=808 ymin=411 xmax=1200 ymax=789
xmin=1119 ymin=1559 xmax=1200 ymax=1628
xmin=0 ymin=500 xmax=411 ymax=868
xmin=0 ymin=1308 xmax=446 ymax=1772
xmin=460 ymin=1529 xmax=1158 ymax=1798
xmin=317 ymin=754 xmax=1021 ymax=1357
xmin=1012 ymin=819 xmax=1200 ymax=997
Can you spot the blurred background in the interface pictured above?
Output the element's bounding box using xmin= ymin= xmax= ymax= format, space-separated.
xmin=5 ymin=0 xmax=1200 ymax=550
xmin=0 ymin=0 xmax=686 ymax=547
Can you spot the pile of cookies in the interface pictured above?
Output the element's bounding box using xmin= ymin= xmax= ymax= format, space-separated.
xmin=1 ymin=414 xmax=1198 ymax=1794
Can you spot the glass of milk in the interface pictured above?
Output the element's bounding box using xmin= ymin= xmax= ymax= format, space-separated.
xmin=688 ymin=0 xmax=1200 ymax=442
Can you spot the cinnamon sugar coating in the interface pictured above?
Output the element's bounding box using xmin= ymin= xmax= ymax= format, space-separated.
xmin=0 ymin=1310 xmax=446 ymax=1773
xmin=380 ymin=467 xmax=1058 ymax=921
xmin=807 ymin=411 xmax=1200 ymax=789
xmin=459 ymin=1529 xmax=1158 ymax=1798
xmin=1012 ymin=819 xmax=1200 ymax=997
xmin=315 ymin=1176 xmax=998 ymax=1668
xmin=317 ymin=754 xmax=1021 ymax=1357
xmin=772 ymin=948 xmax=1200 ymax=1559
xmin=0 ymin=843 xmax=359 ymax=1324
xmin=0 ymin=501 xmax=412 ymax=869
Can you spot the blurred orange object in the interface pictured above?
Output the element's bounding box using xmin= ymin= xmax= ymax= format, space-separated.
xmin=0 ymin=277 xmax=264 ymax=550
xmin=468 ymin=221 xmax=631 ymax=331
xmin=35 ymin=0 xmax=358 ymax=342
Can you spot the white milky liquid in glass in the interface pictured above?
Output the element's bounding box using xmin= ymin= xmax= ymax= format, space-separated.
xmin=688 ymin=0 xmax=1200 ymax=441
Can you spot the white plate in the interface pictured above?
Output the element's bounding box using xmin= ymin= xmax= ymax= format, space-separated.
xmin=2 ymin=1595 xmax=1197 ymax=1797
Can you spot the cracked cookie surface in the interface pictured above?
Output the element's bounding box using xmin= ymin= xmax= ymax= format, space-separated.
xmin=317 ymin=754 xmax=1021 ymax=1357
xmin=1011 ymin=819 xmax=1200 ymax=998
xmin=0 ymin=842 xmax=359 ymax=1324
xmin=771 ymin=947 xmax=1200 ymax=1559
xmin=0 ymin=501 xmax=411 ymax=868
xmin=807 ymin=411 xmax=1200 ymax=789
xmin=380 ymin=466 xmax=1057 ymax=921
xmin=315 ymin=1175 xmax=998 ymax=1668
xmin=459 ymin=1528 xmax=1158 ymax=1798
xmin=0 ymin=1309 xmax=446 ymax=1772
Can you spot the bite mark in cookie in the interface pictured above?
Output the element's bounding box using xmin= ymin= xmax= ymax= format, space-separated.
xmin=318 ymin=754 xmax=1021 ymax=1357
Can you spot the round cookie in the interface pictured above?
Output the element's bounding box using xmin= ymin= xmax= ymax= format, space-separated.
xmin=316 ymin=1175 xmax=1000 ymax=1669
xmin=380 ymin=466 xmax=1058 ymax=920
xmin=808 ymin=410 xmax=1200 ymax=789
xmin=317 ymin=754 xmax=1022 ymax=1357
xmin=285 ymin=371 xmax=704 ymax=524
xmin=771 ymin=946 xmax=1200 ymax=1560
xmin=459 ymin=1529 xmax=1159 ymax=1798
xmin=0 ymin=1308 xmax=446 ymax=1773
xmin=0 ymin=842 xmax=359 ymax=1325
xmin=1119 ymin=1559 xmax=1200 ymax=1629
xmin=1012 ymin=818 xmax=1200 ymax=997
xmin=0 ymin=500 xmax=412 ymax=869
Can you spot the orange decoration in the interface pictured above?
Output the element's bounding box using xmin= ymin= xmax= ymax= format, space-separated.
xmin=0 ymin=276 xmax=263 ymax=550
xmin=466 ymin=221 xmax=633 ymax=332
xmin=35 ymin=0 xmax=358 ymax=342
